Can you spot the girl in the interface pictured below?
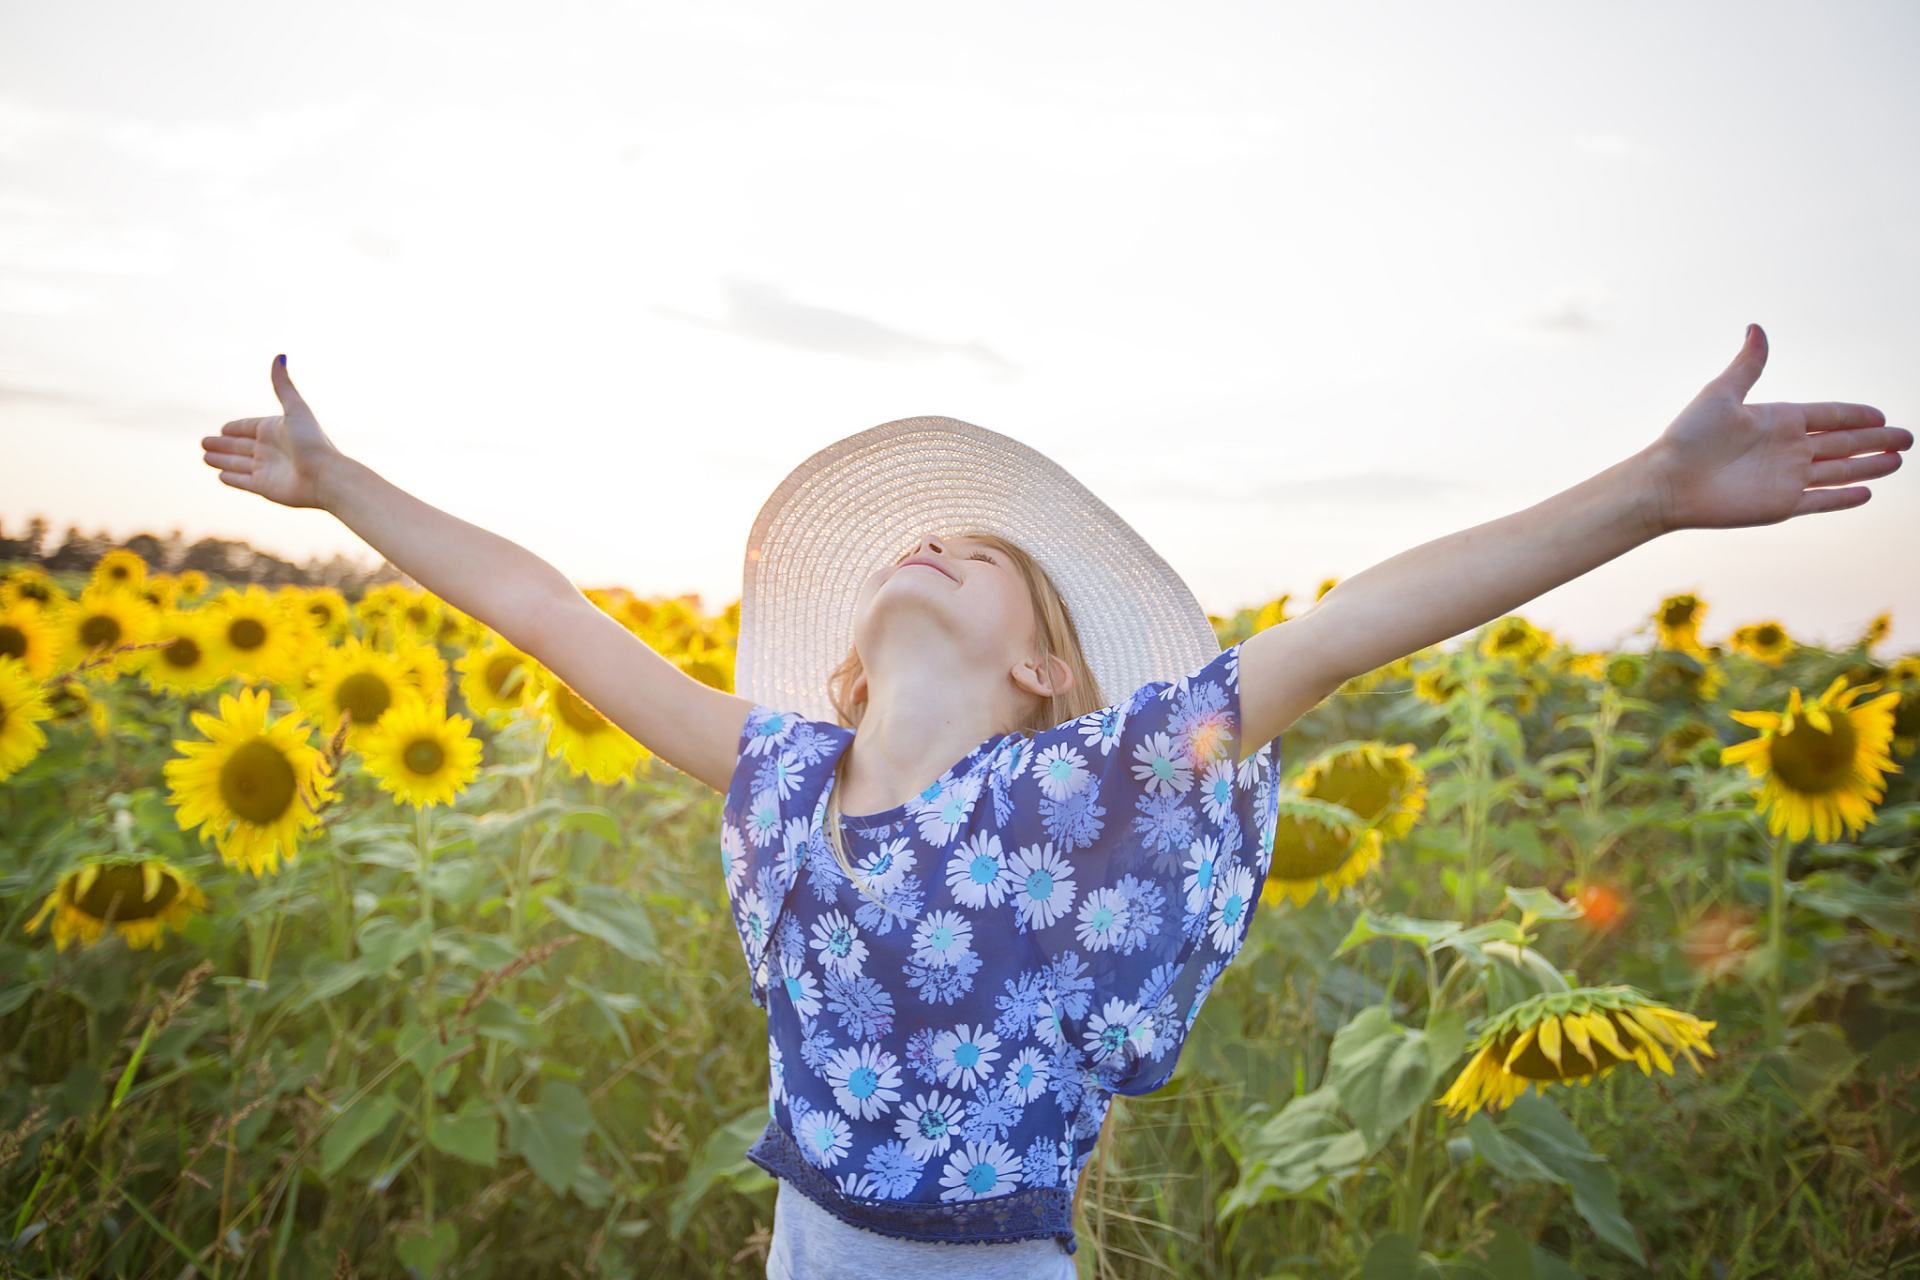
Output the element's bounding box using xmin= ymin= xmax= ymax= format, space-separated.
xmin=203 ymin=327 xmax=1905 ymax=1277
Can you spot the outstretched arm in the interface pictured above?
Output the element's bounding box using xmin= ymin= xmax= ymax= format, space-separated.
xmin=1236 ymin=326 xmax=1912 ymax=751
xmin=201 ymin=357 xmax=752 ymax=789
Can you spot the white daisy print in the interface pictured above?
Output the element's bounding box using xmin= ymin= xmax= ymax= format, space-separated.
xmin=1077 ymin=706 xmax=1127 ymax=757
xmin=1209 ymin=864 xmax=1255 ymax=953
xmin=778 ymin=956 xmax=822 ymax=1022
xmin=1001 ymin=1047 xmax=1050 ymax=1104
xmin=856 ymin=838 xmax=914 ymax=894
xmin=746 ymin=793 xmax=782 ymax=848
xmin=1032 ymin=998 xmax=1067 ymax=1052
xmin=769 ymin=1039 xmax=787 ymax=1107
xmin=1007 ymin=843 xmax=1076 ymax=932
xmin=1198 ymin=760 xmax=1235 ymax=826
xmin=811 ymin=911 xmax=868 ymax=979
xmin=1074 ymin=886 xmax=1128 ymax=953
xmin=944 ymin=832 xmax=1010 ymax=909
xmin=738 ymin=889 xmax=769 ymax=954
xmin=743 ymin=707 xmax=795 ymax=757
xmin=835 ymin=1172 xmax=877 ymax=1197
xmin=910 ymin=910 xmax=975 ymax=969
xmin=931 ymin=1024 xmax=1002 ymax=1092
xmin=1131 ymin=732 xmax=1193 ymax=797
xmin=1084 ymin=997 xmax=1149 ymax=1064
xmin=1237 ymin=741 xmax=1271 ymax=790
xmin=1181 ymin=837 xmax=1220 ymax=919
xmin=939 ymin=1140 xmax=1024 ymax=1202
xmin=896 ymin=1090 xmax=965 ymax=1161
xmin=909 ymin=774 xmax=982 ymax=847
xmin=824 ymin=1042 xmax=903 ymax=1121
xmin=781 ymin=817 xmax=815 ymax=883
xmin=1030 ymin=744 xmax=1090 ymax=800
xmin=719 ymin=823 xmax=746 ymax=895
xmin=796 ymin=1107 xmax=852 ymax=1168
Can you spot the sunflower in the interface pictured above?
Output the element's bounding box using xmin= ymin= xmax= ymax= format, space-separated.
xmin=0 ymin=660 xmax=52 ymax=781
xmin=1603 ymin=652 xmax=1643 ymax=689
xmin=140 ymin=610 xmax=229 ymax=695
xmin=284 ymin=586 xmax=351 ymax=642
xmin=1889 ymin=657 xmax=1920 ymax=758
xmin=1439 ymin=987 xmax=1715 ymax=1116
xmin=1253 ymin=595 xmax=1292 ymax=634
xmin=1862 ymin=612 xmax=1893 ymax=653
xmin=389 ymin=589 xmax=443 ymax=643
xmin=1413 ymin=665 xmax=1464 ymax=706
xmin=26 ymin=859 xmax=207 ymax=951
xmin=1645 ymin=649 xmax=1724 ymax=704
xmin=359 ymin=700 xmax=483 ymax=808
xmin=1658 ymin=720 xmax=1719 ymax=765
xmin=1655 ymin=593 xmax=1708 ymax=655
xmin=91 ymin=549 xmax=150 ymax=595
xmin=299 ymin=640 xmax=420 ymax=741
xmin=176 ymin=570 xmax=210 ymax=598
xmin=1729 ymin=620 xmax=1794 ymax=667
xmin=164 ymin=687 xmax=333 ymax=875
xmin=1479 ymin=616 xmax=1553 ymax=666
xmin=1 ymin=566 xmax=66 ymax=609
xmin=141 ymin=574 xmax=181 ymax=611
xmin=41 ymin=677 xmax=110 ymax=739
xmin=209 ymin=586 xmax=309 ymax=683
xmin=54 ymin=586 xmax=157 ymax=678
xmin=0 ymin=599 xmax=61 ymax=678
xmin=390 ymin=640 xmax=450 ymax=703
xmin=1722 ymin=675 xmax=1901 ymax=843
xmin=536 ymin=668 xmax=645 ymax=784
xmin=456 ymin=639 xmax=535 ymax=721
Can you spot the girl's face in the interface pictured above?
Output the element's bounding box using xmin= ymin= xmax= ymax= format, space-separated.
xmin=850 ymin=533 xmax=1039 ymax=673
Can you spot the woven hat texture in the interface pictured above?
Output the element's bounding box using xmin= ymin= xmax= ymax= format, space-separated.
xmin=738 ymin=416 xmax=1220 ymax=724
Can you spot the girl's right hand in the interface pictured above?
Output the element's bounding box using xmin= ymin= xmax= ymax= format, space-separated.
xmin=200 ymin=355 xmax=340 ymax=510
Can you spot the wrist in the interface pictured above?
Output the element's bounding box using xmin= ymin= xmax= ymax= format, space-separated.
xmin=311 ymin=450 xmax=361 ymax=515
xmin=1619 ymin=444 xmax=1680 ymax=540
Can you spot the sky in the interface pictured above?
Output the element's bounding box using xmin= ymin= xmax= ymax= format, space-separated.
xmin=2 ymin=0 xmax=1916 ymax=653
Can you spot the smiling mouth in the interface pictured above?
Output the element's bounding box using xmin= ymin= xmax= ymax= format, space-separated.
xmin=897 ymin=557 xmax=958 ymax=582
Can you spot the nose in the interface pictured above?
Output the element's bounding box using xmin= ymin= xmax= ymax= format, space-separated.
xmin=900 ymin=536 xmax=945 ymax=562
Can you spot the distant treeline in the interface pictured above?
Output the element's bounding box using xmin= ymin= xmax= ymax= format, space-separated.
xmin=0 ymin=516 xmax=405 ymax=597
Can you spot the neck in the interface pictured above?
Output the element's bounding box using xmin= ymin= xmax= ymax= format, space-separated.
xmin=837 ymin=629 xmax=1026 ymax=818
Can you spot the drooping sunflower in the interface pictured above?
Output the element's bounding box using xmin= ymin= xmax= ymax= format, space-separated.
xmin=164 ymin=687 xmax=333 ymax=875
xmin=1645 ymin=648 xmax=1724 ymax=704
xmin=209 ymin=586 xmax=309 ymax=683
xmin=1479 ymin=616 xmax=1554 ymax=666
xmin=1439 ymin=987 xmax=1715 ymax=1116
xmin=1263 ymin=743 xmax=1425 ymax=907
xmin=299 ymin=640 xmax=420 ymax=741
xmin=1658 ymin=720 xmax=1719 ymax=765
xmin=26 ymin=859 xmax=207 ymax=951
xmin=1722 ymin=675 xmax=1901 ymax=843
xmin=1729 ymin=620 xmax=1794 ymax=667
xmin=0 ymin=599 xmax=61 ymax=678
xmin=1 ymin=566 xmax=66 ymax=609
xmin=0 ymin=659 xmax=52 ymax=781
xmin=456 ymin=639 xmax=535 ymax=722
xmin=1655 ymin=593 xmax=1708 ymax=655
xmin=536 ymin=668 xmax=645 ymax=784
xmin=53 ymin=586 xmax=157 ymax=678
xmin=41 ymin=676 xmax=110 ymax=739
xmin=1862 ymin=612 xmax=1893 ymax=652
xmin=91 ymin=549 xmax=150 ymax=595
xmin=359 ymin=700 xmax=483 ymax=808
xmin=140 ymin=610 xmax=229 ymax=695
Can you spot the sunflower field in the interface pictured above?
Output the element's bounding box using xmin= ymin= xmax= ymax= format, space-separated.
xmin=2 ymin=547 xmax=1918 ymax=1279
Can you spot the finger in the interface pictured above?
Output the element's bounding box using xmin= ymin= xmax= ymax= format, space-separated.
xmin=217 ymin=469 xmax=258 ymax=493
xmin=1798 ymin=402 xmax=1886 ymax=433
xmin=270 ymin=354 xmax=311 ymax=417
xmin=202 ymin=435 xmax=254 ymax=457
xmin=205 ymin=449 xmax=252 ymax=473
xmin=1792 ymin=485 xmax=1871 ymax=517
xmin=1810 ymin=452 xmax=1902 ymax=487
xmin=220 ymin=417 xmax=270 ymax=438
xmin=1702 ymin=324 xmax=1768 ymax=402
xmin=1809 ymin=424 xmax=1912 ymax=460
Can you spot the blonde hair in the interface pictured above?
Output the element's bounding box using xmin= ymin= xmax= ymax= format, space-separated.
xmin=821 ymin=532 xmax=1107 ymax=910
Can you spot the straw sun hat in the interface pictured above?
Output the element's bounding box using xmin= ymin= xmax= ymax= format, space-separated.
xmin=737 ymin=416 xmax=1220 ymax=724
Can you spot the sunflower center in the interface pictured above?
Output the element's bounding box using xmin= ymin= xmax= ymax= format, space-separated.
xmin=108 ymin=564 xmax=132 ymax=581
xmin=335 ymin=671 xmax=393 ymax=725
xmin=555 ymin=684 xmax=609 ymax=735
xmin=79 ymin=614 xmax=122 ymax=650
xmin=1755 ymin=624 xmax=1783 ymax=647
xmin=403 ymin=739 xmax=445 ymax=776
xmin=406 ymin=604 xmax=430 ymax=627
xmin=162 ymin=636 xmax=203 ymax=669
xmin=219 ymin=739 xmax=297 ymax=824
xmin=1895 ymin=694 xmax=1920 ymax=740
xmin=1770 ymin=712 xmax=1859 ymax=795
xmin=308 ymin=602 xmax=334 ymax=624
xmin=1268 ymin=818 xmax=1351 ymax=881
xmin=18 ymin=582 xmax=50 ymax=602
xmin=0 ymin=625 xmax=25 ymax=660
xmin=71 ymin=862 xmax=177 ymax=921
xmin=228 ymin=618 xmax=267 ymax=650
xmin=485 ymin=654 xmax=524 ymax=698
xmin=1495 ymin=1014 xmax=1628 ymax=1080
xmin=1661 ymin=600 xmax=1697 ymax=628
xmin=1311 ymin=759 xmax=1400 ymax=824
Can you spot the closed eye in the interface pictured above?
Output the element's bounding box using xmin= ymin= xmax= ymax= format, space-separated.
xmin=968 ymin=552 xmax=998 ymax=564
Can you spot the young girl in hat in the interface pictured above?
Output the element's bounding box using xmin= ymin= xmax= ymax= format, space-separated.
xmin=204 ymin=327 xmax=1905 ymax=1278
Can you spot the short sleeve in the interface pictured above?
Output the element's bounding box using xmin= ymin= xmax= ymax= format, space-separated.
xmin=718 ymin=706 xmax=852 ymax=1009
xmin=1011 ymin=642 xmax=1279 ymax=1095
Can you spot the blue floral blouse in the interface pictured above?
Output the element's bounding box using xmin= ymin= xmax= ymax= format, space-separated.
xmin=720 ymin=643 xmax=1280 ymax=1254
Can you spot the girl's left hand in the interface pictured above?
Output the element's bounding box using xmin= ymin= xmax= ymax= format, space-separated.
xmin=1651 ymin=325 xmax=1911 ymax=532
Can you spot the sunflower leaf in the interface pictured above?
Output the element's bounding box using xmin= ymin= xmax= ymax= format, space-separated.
xmin=319 ymin=1093 xmax=399 ymax=1178
xmin=1326 ymin=1005 xmax=1453 ymax=1147
xmin=1335 ymin=911 xmax=1459 ymax=959
xmin=1470 ymin=1095 xmax=1643 ymax=1264
xmin=502 ymin=1081 xmax=591 ymax=1195
xmin=544 ymin=885 xmax=658 ymax=964
xmin=668 ymin=1105 xmax=771 ymax=1238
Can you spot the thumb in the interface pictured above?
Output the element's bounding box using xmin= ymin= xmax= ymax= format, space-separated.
xmin=1703 ymin=324 xmax=1768 ymax=402
xmin=269 ymin=353 xmax=312 ymax=418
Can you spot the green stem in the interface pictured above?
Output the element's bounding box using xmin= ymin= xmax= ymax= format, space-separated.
xmin=1767 ymin=828 xmax=1793 ymax=1049
xmin=417 ymin=804 xmax=436 ymax=1016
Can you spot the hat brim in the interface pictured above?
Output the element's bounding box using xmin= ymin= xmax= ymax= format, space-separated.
xmin=738 ymin=416 xmax=1220 ymax=724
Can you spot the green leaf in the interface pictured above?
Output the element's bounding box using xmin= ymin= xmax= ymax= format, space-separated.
xmin=1219 ymin=1086 xmax=1369 ymax=1219
xmin=395 ymin=1220 xmax=458 ymax=1278
xmin=1506 ymin=886 xmax=1585 ymax=932
xmin=320 ymin=1093 xmax=399 ymax=1178
xmin=545 ymin=885 xmax=658 ymax=964
xmin=505 ymin=1081 xmax=591 ymax=1195
xmin=1334 ymin=911 xmax=1459 ymax=959
xmin=1326 ymin=1006 xmax=1458 ymax=1146
xmin=293 ymin=957 xmax=372 ymax=1011
xmin=396 ymin=1022 xmax=474 ymax=1097
xmin=567 ymin=977 xmax=640 ymax=1054
xmin=1360 ymin=1232 xmax=1443 ymax=1280
xmin=427 ymin=1098 xmax=499 ymax=1167
xmin=669 ymin=1106 xmax=771 ymax=1238
xmin=1468 ymin=1096 xmax=1643 ymax=1264
xmin=357 ymin=916 xmax=433 ymax=974
xmin=559 ymin=806 xmax=622 ymax=847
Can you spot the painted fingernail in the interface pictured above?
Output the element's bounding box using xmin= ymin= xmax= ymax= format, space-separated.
xmin=275 ymin=354 xmax=287 ymax=369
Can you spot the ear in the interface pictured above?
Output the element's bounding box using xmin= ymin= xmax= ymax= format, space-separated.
xmin=848 ymin=669 xmax=869 ymax=707
xmin=1010 ymin=653 xmax=1075 ymax=700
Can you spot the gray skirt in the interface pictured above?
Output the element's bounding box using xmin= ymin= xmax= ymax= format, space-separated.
xmin=765 ymin=1181 xmax=1080 ymax=1280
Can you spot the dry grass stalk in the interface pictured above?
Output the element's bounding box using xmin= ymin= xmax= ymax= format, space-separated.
xmin=443 ymin=934 xmax=578 ymax=1042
